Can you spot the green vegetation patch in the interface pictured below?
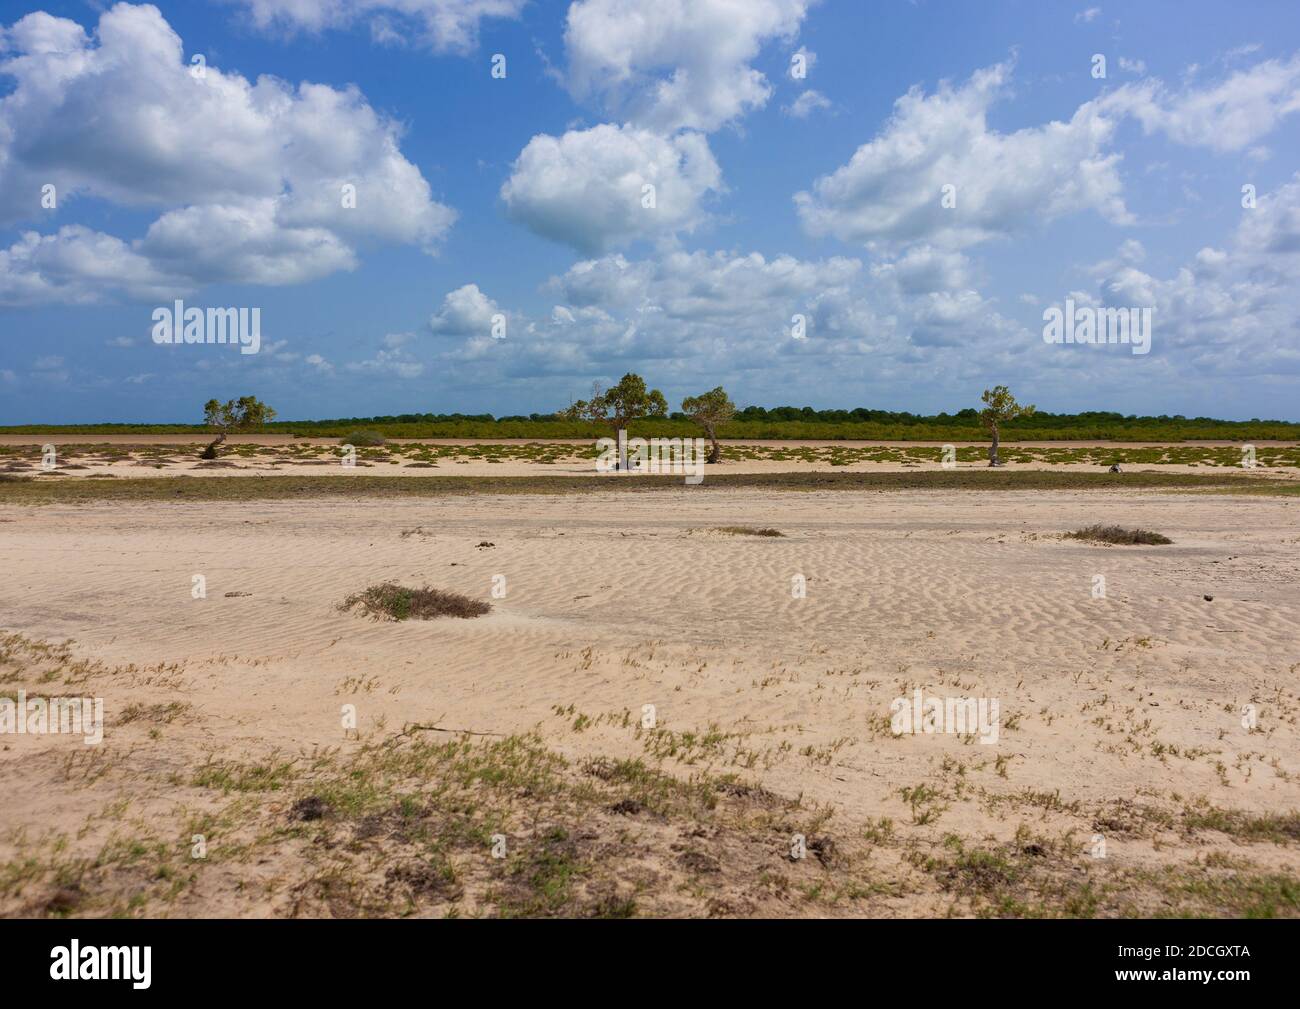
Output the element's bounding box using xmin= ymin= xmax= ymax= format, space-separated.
xmin=341 ymin=583 xmax=491 ymax=621
xmin=1066 ymin=525 xmax=1173 ymax=545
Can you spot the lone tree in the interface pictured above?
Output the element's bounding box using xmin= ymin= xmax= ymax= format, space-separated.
xmin=681 ymin=386 xmax=735 ymax=464
xmin=979 ymin=385 xmax=1034 ymax=467
xmin=560 ymin=373 xmax=667 ymax=468
xmin=201 ymin=396 xmax=276 ymax=459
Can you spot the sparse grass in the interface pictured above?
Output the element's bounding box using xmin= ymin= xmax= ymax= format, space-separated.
xmin=6 ymin=715 xmax=1299 ymax=917
xmin=119 ymin=701 xmax=192 ymax=725
xmin=2 ymin=469 xmax=1295 ymax=505
xmin=192 ymin=754 xmax=299 ymax=794
xmin=2 ymin=728 xmax=850 ymax=918
xmin=1066 ymin=524 xmax=1173 ymax=545
xmin=710 ymin=526 xmax=784 ymax=537
xmin=1181 ymin=806 xmax=1300 ymax=844
xmin=341 ymin=583 xmax=490 ymax=621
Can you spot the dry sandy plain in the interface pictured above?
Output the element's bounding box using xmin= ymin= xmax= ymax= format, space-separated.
xmin=1 ymin=448 xmax=1298 ymax=918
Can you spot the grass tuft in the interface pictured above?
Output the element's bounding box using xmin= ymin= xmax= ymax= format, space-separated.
xmin=341 ymin=582 xmax=490 ymax=621
xmin=1066 ymin=524 xmax=1172 ymax=545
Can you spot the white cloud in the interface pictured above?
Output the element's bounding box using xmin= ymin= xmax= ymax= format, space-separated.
xmin=870 ymin=246 xmax=973 ymax=295
xmin=564 ymin=0 xmax=814 ymax=132
xmin=794 ymin=62 xmax=1131 ymax=251
xmin=430 ymin=246 xmax=1029 ymax=392
xmin=501 ymin=123 xmax=722 ymax=253
xmin=1102 ymin=55 xmax=1300 ymax=151
xmin=0 ymin=226 xmax=183 ymax=306
xmin=1236 ymin=175 xmax=1300 ymax=255
xmin=428 ymin=283 xmax=503 ymax=336
xmin=233 ymin=0 xmax=525 ymax=53
xmin=345 ymin=346 xmax=425 ymax=378
xmin=1069 ymin=176 xmax=1300 ymax=375
xmin=1086 ymin=237 xmax=1146 ymax=277
xmin=784 ymin=89 xmax=831 ymax=119
xmin=1074 ymin=8 xmax=1102 ymax=23
xmin=0 ymin=4 xmax=454 ymax=304
xmin=552 ymin=249 xmax=860 ymax=322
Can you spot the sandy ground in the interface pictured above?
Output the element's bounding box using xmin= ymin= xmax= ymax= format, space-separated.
xmin=1 ymin=487 xmax=1298 ymax=917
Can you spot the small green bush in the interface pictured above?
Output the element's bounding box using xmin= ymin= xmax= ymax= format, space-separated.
xmin=340 ymin=429 xmax=387 ymax=447
xmin=1066 ymin=525 xmax=1172 ymax=545
xmin=341 ymin=583 xmax=490 ymax=620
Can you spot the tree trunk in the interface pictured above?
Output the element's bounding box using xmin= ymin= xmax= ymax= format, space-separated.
xmin=705 ymin=425 xmax=720 ymax=464
xmin=201 ymin=432 xmax=226 ymax=460
xmin=988 ymin=426 xmax=1000 ymax=467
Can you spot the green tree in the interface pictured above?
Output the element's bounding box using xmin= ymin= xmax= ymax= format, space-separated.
xmin=681 ymin=386 xmax=736 ymax=464
xmin=201 ymin=396 xmax=277 ymax=459
xmin=560 ymin=373 xmax=667 ymax=469
xmin=979 ymin=385 xmax=1035 ymax=467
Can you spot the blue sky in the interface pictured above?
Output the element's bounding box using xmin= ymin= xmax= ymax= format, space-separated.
xmin=1 ymin=0 xmax=1298 ymax=423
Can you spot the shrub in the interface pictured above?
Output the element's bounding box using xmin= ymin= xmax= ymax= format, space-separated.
xmin=340 ymin=429 xmax=387 ymax=447
xmin=341 ymin=583 xmax=490 ymax=620
xmin=1066 ymin=525 xmax=1172 ymax=545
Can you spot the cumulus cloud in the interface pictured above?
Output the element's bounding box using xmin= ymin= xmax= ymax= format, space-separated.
xmin=1238 ymin=176 xmax=1300 ymax=255
xmin=232 ymin=0 xmax=525 ymax=53
xmin=870 ymin=246 xmax=973 ymax=295
xmin=428 ymin=283 xmax=503 ymax=336
xmin=783 ymin=89 xmax=832 ymax=119
xmin=345 ymin=345 xmax=425 ymax=378
xmin=426 ymin=247 xmax=1033 ymax=401
xmin=1066 ymin=175 xmax=1300 ymax=375
xmin=0 ymin=4 xmax=454 ymax=304
xmin=552 ymin=249 xmax=860 ymax=322
xmin=501 ymin=124 xmax=722 ymax=253
xmin=794 ymin=63 xmax=1131 ymax=251
xmin=564 ymin=0 xmax=814 ymax=132
xmin=1101 ymin=55 xmax=1300 ymax=152
xmin=0 ymin=226 xmax=184 ymax=306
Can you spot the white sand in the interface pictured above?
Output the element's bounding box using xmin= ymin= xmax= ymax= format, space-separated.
xmin=2 ymin=487 xmax=1297 ymax=914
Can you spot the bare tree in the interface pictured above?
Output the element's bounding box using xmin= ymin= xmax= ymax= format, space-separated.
xmin=681 ymin=386 xmax=736 ymax=464
xmin=979 ymin=385 xmax=1034 ymax=467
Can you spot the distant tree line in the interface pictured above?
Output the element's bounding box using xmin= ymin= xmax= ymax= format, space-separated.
xmin=7 ymin=384 xmax=1297 ymax=447
xmin=261 ymin=406 xmax=1290 ymax=431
